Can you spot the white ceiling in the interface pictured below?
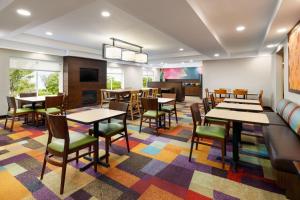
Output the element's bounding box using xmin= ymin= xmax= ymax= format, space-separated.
xmin=0 ymin=0 xmax=299 ymax=66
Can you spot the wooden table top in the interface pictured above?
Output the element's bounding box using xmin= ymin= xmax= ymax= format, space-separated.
xmin=216 ymin=102 xmax=263 ymax=112
xmin=67 ymin=108 xmax=126 ymax=124
xmin=223 ymin=98 xmax=260 ymax=104
xmin=205 ymin=109 xmax=269 ymax=125
xmin=16 ymin=96 xmax=47 ymax=102
xmin=158 ymin=98 xmax=175 ymax=104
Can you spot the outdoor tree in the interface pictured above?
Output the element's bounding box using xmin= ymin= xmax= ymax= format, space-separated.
xmin=9 ymin=69 xmax=35 ymax=95
xmin=40 ymin=73 xmax=59 ymax=95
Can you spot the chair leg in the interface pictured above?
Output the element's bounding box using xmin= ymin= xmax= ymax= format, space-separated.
xmin=168 ymin=112 xmax=171 ymax=128
xmin=175 ymin=109 xmax=178 ymax=123
xmin=105 ymin=138 xmax=110 ymax=164
xmin=76 ymin=151 xmax=79 ymax=164
xmin=196 ymin=137 xmax=199 ymax=150
xmin=40 ymin=151 xmax=48 ymax=180
xmin=93 ymin=142 xmax=98 ymax=172
xmin=60 ymin=157 xmax=67 ymax=194
xmin=155 ymin=118 xmax=159 ymax=136
xmin=189 ymin=135 xmax=195 ymax=162
xmin=124 ymin=129 xmax=130 ymax=153
xmin=221 ymin=141 xmax=225 ymax=169
xmin=10 ymin=116 xmax=15 ymax=132
xmin=4 ymin=115 xmax=8 ymax=129
xmin=139 ymin=116 xmax=143 ymax=133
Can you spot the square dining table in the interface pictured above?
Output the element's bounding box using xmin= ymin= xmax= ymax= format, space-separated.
xmin=216 ymin=102 xmax=263 ymax=112
xmin=67 ymin=108 xmax=126 ymax=170
xmin=205 ymin=109 xmax=269 ymax=171
xmin=16 ymin=96 xmax=47 ymax=109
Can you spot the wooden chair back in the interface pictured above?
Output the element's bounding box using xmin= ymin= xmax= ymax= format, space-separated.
xmin=45 ymin=96 xmax=63 ymax=111
xmin=202 ymin=98 xmax=211 ymax=114
xmin=233 ymin=89 xmax=248 ymax=99
xmin=141 ymin=98 xmax=158 ymax=111
xmin=151 ymin=88 xmax=159 ymax=98
xmin=214 ymin=89 xmax=227 ymax=98
xmin=100 ymin=89 xmax=110 ymax=101
xmin=142 ymin=89 xmax=149 ymax=98
xmin=210 ymin=94 xmax=216 ymax=108
xmin=205 ymin=88 xmax=209 ymax=98
xmin=109 ymin=101 xmax=128 ymax=123
xmin=259 ymin=90 xmax=263 ymax=105
xmin=46 ymin=114 xmax=69 ymax=141
xmin=129 ymin=90 xmax=140 ymax=103
xmin=190 ymin=103 xmax=202 ymax=128
xmin=7 ymin=96 xmax=17 ymax=113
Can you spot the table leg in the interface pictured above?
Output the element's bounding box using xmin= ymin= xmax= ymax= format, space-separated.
xmin=232 ymin=121 xmax=242 ymax=171
xmin=80 ymin=122 xmax=110 ymax=171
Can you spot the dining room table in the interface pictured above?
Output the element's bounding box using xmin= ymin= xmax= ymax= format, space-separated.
xmin=216 ymin=102 xmax=263 ymax=112
xmin=15 ymin=96 xmax=47 ymax=109
xmin=205 ymin=108 xmax=269 ymax=171
xmin=223 ymin=98 xmax=260 ymax=104
xmin=66 ymin=108 xmax=126 ymax=171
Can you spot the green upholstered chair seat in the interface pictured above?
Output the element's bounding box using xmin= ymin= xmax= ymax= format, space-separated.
xmin=36 ymin=107 xmax=61 ymax=114
xmin=8 ymin=108 xmax=33 ymax=115
xmin=98 ymin=123 xmax=124 ymax=136
xmin=48 ymin=132 xmax=97 ymax=153
xmin=196 ymin=126 xmax=226 ymax=139
xmin=143 ymin=110 xmax=165 ymax=117
xmin=161 ymin=105 xmax=175 ymax=111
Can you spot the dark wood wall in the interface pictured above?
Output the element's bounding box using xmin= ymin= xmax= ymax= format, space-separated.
xmin=63 ymin=56 xmax=107 ymax=109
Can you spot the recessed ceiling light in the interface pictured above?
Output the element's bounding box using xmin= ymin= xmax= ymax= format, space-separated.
xmin=267 ymin=44 xmax=277 ymax=48
xmin=45 ymin=31 xmax=53 ymax=36
xmin=236 ymin=26 xmax=245 ymax=32
xmin=181 ymin=62 xmax=185 ymax=64
xmin=190 ymin=59 xmax=193 ymax=63
xmin=17 ymin=9 xmax=31 ymax=16
xmin=214 ymin=53 xmax=220 ymax=57
xmin=179 ymin=48 xmax=184 ymax=51
xmin=277 ymin=28 xmax=287 ymax=33
xmin=101 ymin=11 xmax=111 ymax=17
xmin=160 ymin=62 xmax=164 ymax=65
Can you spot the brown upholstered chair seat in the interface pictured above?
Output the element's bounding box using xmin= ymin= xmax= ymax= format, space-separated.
xmin=263 ymin=125 xmax=300 ymax=174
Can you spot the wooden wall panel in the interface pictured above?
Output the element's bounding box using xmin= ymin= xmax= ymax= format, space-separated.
xmin=63 ymin=56 xmax=107 ymax=109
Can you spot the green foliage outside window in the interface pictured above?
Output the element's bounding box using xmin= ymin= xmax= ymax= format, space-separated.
xmin=107 ymin=77 xmax=122 ymax=90
xmin=38 ymin=73 xmax=59 ymax=95
xmin=9 ymin=69 xmax=35 ymax=96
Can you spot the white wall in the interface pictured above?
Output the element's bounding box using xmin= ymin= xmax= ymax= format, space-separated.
xmin=283 ymin=39 xmax=300 ymax=104
xmin=107 ymin=62 xmax=160 ymax=89
xmin=202 ymin=56 xmax=273 ymax=107
xmin=0 ymin=48 xmax=63 ymax=115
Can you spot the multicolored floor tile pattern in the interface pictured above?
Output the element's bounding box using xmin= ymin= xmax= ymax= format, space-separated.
xmin=0 ymin=98 xmax=287 ymax=200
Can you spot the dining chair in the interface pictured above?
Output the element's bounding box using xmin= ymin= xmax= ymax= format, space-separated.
xmin=128 ymin=90 xmax=141 ymax=120
xmin=35 ymin=95 xmax=64 ymax=126
xmin=189 ymin=103 xmax=226 ymax=169
xmin=233 ymin=89 xmax=248 ymax=99
xmin=139 ymin=98 xmax=166 ymax=135
xmin=41 ymin=114 xmax=98 ymax=194
xmin=89 ymin=102 xmax=129 ymax=165
xmin=258 ymin=90 xmax=263 ymax=106
xmin=100 ymin=89 xmax=116 ymax=107
xmin=141 ymin=89 xmax=150 ymax=98
xmin=150 ymin=88 xmax=159 ymax=98
xmin=210 ymin=93 xmax=217 ymax=108
xmin=214 ymin=89 xmax=227 ymax=103
xmin=203 ymin=98 xmax=229 ymax=140
xmin=161 ymin=93 xmax=178 ymax=127
xmin=4 ymin=96 xmax=34 ymax=131
xmin=204 ymin=88 xmax=210 ymax=98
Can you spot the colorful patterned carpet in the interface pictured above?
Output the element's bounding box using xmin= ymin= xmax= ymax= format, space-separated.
xmin=0 ymin=98 xmax=287 ymax=200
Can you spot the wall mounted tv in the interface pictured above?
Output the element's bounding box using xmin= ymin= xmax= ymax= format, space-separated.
xmin=80 ymin=68 xmax=99 ymax=82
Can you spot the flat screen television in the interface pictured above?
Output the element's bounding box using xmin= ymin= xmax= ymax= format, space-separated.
xmin=80 ymin=68 xmax=99 ymax=82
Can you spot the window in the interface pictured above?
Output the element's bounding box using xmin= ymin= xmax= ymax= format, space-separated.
xmin=107 ymin=68 xmax=124 ymax=90
xmin=143 ymin=70 xmax=154 ymax=87
xmin=9 ymin=58 xmax=61 ymax=96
